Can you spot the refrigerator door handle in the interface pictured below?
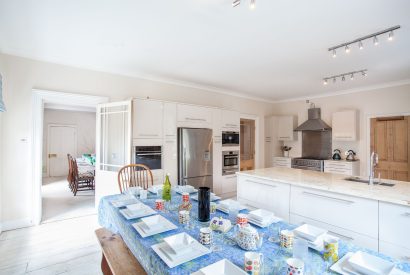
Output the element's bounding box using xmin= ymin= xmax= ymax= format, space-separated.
xmin=183 ymin=147 xmax=187 ymax=178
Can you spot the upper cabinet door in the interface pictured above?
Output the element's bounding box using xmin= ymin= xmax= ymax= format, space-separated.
xmin=332 ymin=110 xmax=357 ymax=141
xmin=177 ymin=104 xmax=213 ymax=126
xmin=97 ymin=101 xmax=132 ymax=172
xmin=133 ymin=99 xmax=163 ymax=139
xmin=221 ymin=110 xmax=240 ymax=130
xmin=277 ymin=116 xmax=297 ymax=141
xmin=163 ymin=102 xmax=177 ymax=138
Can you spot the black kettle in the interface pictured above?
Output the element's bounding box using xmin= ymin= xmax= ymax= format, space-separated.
xmin=332 ymin=149 xmax=342 ymax=160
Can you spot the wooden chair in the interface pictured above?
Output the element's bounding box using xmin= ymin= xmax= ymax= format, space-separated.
xmin=71 ymin=158 xmax=95 ymax=195
xmin=117 ymin=164 xmax=153 ymax=193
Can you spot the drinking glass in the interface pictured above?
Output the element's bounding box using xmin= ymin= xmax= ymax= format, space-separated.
xmin=210 ymin=231 xmax=223 ymax=252
xmin=293 ymin=238 xmax=308 ymax=262
xmin=228 ymin=202 xmax=240 ymax=224
xmin=268 ymin=223 xmax=281 ymax=243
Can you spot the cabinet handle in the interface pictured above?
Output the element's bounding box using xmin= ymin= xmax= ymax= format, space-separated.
xmin=186 ymin=117 xmax=206 ymax=122
xmin=246 ymin=179 xmax=277 ymax=188
xmin=226 ymin=124 xmax=238 ymax=127
xmin=165 ymin=134 xmax=175 ymax=137
xmin=328 ymin=231 xmax=354 ymax=242
xmin=335 ymin=136 xmax=352 ymax=139
xmin=302 ymin=191 xmax=354 ymax=204
xmin=139 ymin=134 xmax=159 ymax=137
xmin=279 ymin=136 xmax=290 ymax=139
xmin=165 ymin=140 xmax=175 ymax=144
xmin=225 ymin=175 xmax=237 ymax=179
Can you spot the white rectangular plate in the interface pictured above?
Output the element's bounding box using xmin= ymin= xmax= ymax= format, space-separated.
xmin=293 ymin=224 xmax=328 ymax=242
xmin=248 ymin=209 xmax=275 ymax=222
xmin=152 ymin=238 xmax=210 ymax=268
xmin=111 ymin=196 xmax=139 ymax=208
xmin=348 ymin=251 xmax=395 ymax=275
xmin=119 ymin=207 xmax=156 ymax=220
xmin=132 ymin=216 xmax=177 ymax=238
xmin=191 ymin=259 xmax=248 ymax=275
xmin=248 ymin=216 xmax=282 ymax=228
xmin=216 ymin=200 xmax=246 ymax=213
xmin=163 ymin=232 xmax=196 ymax=254
xmin=176 ymin=189 xmax=198 ymax=195
xmin=191 ymin=193 xmax=221 ymax=202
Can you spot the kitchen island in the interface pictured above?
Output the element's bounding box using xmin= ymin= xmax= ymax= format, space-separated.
xmin=236 ymin=167 xmax=410 ymax=260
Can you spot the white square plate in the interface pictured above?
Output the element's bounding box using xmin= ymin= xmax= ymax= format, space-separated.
xmin=152 ymin=235 xmax=210 ymax=268
xmin=248 ymin=216 xmax=282 ymax=228
xmin=216 ymin=199 xmax=246 ymax=213
xmin=293 ymin=224 xmax=328 ymax=242
xmin=176 ymin=186 xmax=198 ymax=194
xmin=119 ymin=206 xmax=156 ymax=220
xmin=191 ymin=193 xmax=221 ymax=202
xmin=248 ymin=209 xmax=275 ymax=222
xmin=191 ymin=259 xmax=248 ymax=275
xmin=126 ymin=203 xmax=146 ymax=211
xmin=132 ymin=215 xmax=177 ymax=238
xmin=163 ymin=233 xmax=195 ymax=254
xmin=111 ymin=196 xmax=139 ymax=208
xmin=148 ymin=184 xmax=163 ymax=194
xmin=348 ymin=251 xmax=395 ymax=275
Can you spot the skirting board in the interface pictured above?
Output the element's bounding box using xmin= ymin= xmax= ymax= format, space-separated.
xmin=1 ymin=218 xmax=33 ymax=232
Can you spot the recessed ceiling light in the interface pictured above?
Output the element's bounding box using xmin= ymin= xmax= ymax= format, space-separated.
xmin=388 ymin=30 xmax=394 ymax=41
xmin=249 ymin=0 xmax=256 ymax=10
xmin=332 ymin=49 xmax=337 ymax=58
xmin=373 ymin=36 xmax=379 ymax=46
xmin=358 ymin=41 xmax=364 ymax=50
xmin=345 ymin=45 xmax=350 ymax=53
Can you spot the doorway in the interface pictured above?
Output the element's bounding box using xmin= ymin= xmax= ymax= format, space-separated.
xmin=240 ymin=118 xmax=256 ymax=171
xmin=370 ymin=115 xmax=410 ymax=181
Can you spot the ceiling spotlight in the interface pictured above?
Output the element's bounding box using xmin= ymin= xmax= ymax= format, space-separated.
xmin=249 ymin=0 xmax=256 ymax=10
xmin=388 ymin=30 xmax=394 ymax=41
xmin=323 ymin=79 xmax=328 ymax=85
xmin=232 ymin=0 xmax=240 ymax=7
xmin=332 ymin=49 xmax=337 ymax=58
xmin=333 ymin=77 xmax=336 ymax=83
xmin=350 ymin=73 xmax=354 ymax=80
xmin=362 ymin=71 xmax=367 ymax=77
xmin=342 ymin=75 xmax=346 ymax=81
xmin=358 ymin=41 xmax=364 ymax=50
xmin=373 ymin=36 xmax=379 ymax=46
xmin=345 ymin=45 xmax=350 ymax=53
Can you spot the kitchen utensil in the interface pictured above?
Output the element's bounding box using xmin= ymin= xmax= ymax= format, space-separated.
xmin=235 ymin=224 xmax=264 ymax=251
xmin=345 ymin=150 xmax=357 ymax=161
xmin=332 ymin=149 xmax=342 ymax=160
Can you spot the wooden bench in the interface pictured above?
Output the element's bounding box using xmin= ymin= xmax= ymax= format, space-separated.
xmin=95 ymin=228 xmax=147 ymax=275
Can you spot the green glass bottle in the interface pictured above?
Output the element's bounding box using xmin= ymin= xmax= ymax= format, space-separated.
xmin=162 ymin=173 xmax=172 ymax=202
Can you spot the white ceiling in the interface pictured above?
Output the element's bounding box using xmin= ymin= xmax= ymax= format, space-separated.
xmin=1 ymin=0 xmax=409 ymax=102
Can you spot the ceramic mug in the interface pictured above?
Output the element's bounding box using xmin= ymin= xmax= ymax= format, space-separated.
xmin=280 ymin=229 xmax=294 ymax=248
xmin=244 ymin=252 xmax=263 ymax=275
xmin=199 ymin=227 xmax=213 ymax=245
xmin=236 ymin=213 xmax=248 ymax=226
xmin=139 ymin=189 xmax=148 ymax=199
xmin=178 ymin=210 xmax=190 ymax=224
xmin=323 ymin=235 xmax=339 ymax=263
xmin=155 ymin=199 xmax=165 ymax=210
xmin=182 ymin=192 xmax=190 ymax=202
xmin=286 ymin=257 xmax=304 ymax=275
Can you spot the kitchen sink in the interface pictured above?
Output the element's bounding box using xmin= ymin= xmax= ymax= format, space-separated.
xmin=345 ymin=177 xmax=395 ymax=187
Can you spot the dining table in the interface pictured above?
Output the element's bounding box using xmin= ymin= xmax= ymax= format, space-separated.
xmin=98 ymin=190 xmax=410 ymax=275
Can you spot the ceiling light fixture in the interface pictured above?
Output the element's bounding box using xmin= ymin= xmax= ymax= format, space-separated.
xmin=249 ymin=0 xmax=256 ymax=10
xmin=328 ymin=25 xmax=400 ymax=56
xmin=323 ymin=70 xmax=367 ymax=85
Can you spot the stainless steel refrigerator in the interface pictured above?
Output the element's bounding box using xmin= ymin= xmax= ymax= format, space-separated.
xmin=178 ymin=128 xmax=213 ymax=191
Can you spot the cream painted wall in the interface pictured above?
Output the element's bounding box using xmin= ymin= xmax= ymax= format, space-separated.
xmin=270 ymin=84 xmax=410 ymax=176
xmin=0 ymin=53 xmax=273 ymax=228
xmin=42 ymin=109 xmax=96 ymax=177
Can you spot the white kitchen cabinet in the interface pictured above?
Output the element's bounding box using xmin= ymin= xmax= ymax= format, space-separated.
xmin=264 ymin=116 xmax=282 ymax=168
xmin=290 ymin=214 xmax=378 ymax=251
xmin=324 ymin=160 xmax=360 ymax=176
xmin=290 ymin=186 xmax=378 ymax=239
xmin=163 ymin=102 xmax=177 ymax=138
xmin=133 ymin=99 xmax=163 ymax=139
xmin=379 ymin=241 xmax=410 ymax=262
xmin=213 ymin=109 xmax=223 ymax=195
xmin=237 ymin=175 xmax=290 ymax=221
xmin=162 ymin=139 xmax=177 ymax=185
xmin=221 ymin=110 xmax=240 ymax=130
xmin=177 ymin=104 xmax=213 ymax=126
xmin=277 ymin=116 xmax=297 ymax=141
xmin=222 ymin=174 xmax=237 ymax=195
xmin=273 ymin=157 xmax=292 ymax=168
xmin=332 ymin=110 xmax=358 ymax=141
xmin=379 ymin=202 xmax=410 ymax=252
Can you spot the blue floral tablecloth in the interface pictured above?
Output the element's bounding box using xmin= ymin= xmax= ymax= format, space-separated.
xmin=98 ymin=192 xmax=410 ymax=275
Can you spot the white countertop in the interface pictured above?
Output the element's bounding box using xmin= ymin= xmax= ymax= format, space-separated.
xmin=237 ymin=167 xmax=410 ymax=206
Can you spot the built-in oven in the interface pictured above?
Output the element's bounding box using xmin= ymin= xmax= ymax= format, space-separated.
xmin=222 ymin=131 xmax=240 ymax=147
xmin=134 ymin=146 xmax=162 ymax=170
xmin=222 ymin=150 xmax=239 ymax=175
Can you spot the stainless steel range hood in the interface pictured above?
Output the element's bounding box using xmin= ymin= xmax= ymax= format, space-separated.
xmin=294 ymin=108 xmax=331 ymax=131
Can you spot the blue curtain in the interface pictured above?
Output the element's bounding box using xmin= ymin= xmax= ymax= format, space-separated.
xmin=0 ymin=73 xmax=5 ymax=112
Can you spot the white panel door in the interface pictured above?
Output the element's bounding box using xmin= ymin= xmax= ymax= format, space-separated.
xmin=48 ymin=125 xmax=77 ymax=177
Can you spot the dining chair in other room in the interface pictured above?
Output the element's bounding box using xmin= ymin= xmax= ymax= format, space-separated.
xmin=71 ymin=158 xmax=95 ymax=195
xmin=117 ymin=164 xmax=153 ymax=193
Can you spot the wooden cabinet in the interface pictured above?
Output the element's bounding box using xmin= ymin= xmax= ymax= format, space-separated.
xmin=324 ymin=160 xmax=360 ymax=176
xmin=290 ymin=186 xmax=378 ymax=239
xmin=237 ymin=175 xmax=290 ymax=222
xmin=177 ymin=104 xmax=213 ymax=126
xmin=277 ymin=116 xmax=297 ymax=141
xmin=332 ymin=110 xmax=358 ymax=141
xmin=221 ymin=110 xmax=240 ymax=130
xmin=133 ymin=99 xmax=163 ymax=139
xmin=273 ymin=157 xmax=292 ymax=168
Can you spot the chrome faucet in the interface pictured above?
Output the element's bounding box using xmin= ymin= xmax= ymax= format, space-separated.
xmin=369 ymin=151 xmax=379 ymax=185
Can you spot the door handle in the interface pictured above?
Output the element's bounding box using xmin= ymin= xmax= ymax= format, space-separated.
xmin=48 ymin=154 xmax=57 ymax=158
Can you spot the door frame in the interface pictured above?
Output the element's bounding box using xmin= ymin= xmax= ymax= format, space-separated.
xmin=31 ymin=89 xmax=108 ymax=226
xmin=46 ymin=124 xmax=78 ymax=178
xmin=366 ymin=112 xmax=410 ymax=178
xmin=240 ymin=113 xmax=260 ymax=169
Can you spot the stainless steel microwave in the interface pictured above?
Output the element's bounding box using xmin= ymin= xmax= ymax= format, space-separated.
xmin=222 ymin=131 xmax=240 ymax=146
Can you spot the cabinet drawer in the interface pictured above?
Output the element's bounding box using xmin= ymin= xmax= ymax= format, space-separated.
xmin=379 ymin=202 xmax=410 ymax=249
xmin=222 ymin=175 xmax=237 ymax=194
xmin=324 ymin=168 xmax=352 ymax=175
xmin=274 ymin=162 xmax=291 ymax=168
xmin=290 ymin=186 xmax=378 ymax=238
xmin=324 ymin=162 xmax=352 ymax=169
xmin=290 ymin=214 xmax=378 ymax=251
xmin=379 ymin=241 xmax=410 ymax=262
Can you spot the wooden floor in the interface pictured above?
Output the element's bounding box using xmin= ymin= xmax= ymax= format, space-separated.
xmin=0 ymin=215 xmax=102 ymax=275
